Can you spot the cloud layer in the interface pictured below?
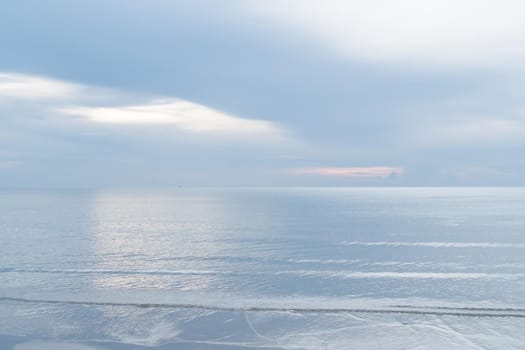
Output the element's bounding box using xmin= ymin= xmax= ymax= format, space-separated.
xmin=0 ymin=73 xmax=81 ymax=100
xmin=2 ymin=1 xmax=525 ymax=186
xmin=1 ymin=72 xmax=285 ymax=138
xmin=62 ymin=100 xmax=281 ymax=135
xmin=244 ymin=0 xmax=525 ymax=65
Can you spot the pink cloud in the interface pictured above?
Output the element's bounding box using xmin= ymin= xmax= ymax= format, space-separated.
xmin=288 ymin=167 xmax=405 ymax=178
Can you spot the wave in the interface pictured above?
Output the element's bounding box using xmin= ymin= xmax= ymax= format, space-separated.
xmin=2 ymin=296 xmax=525 ymax=318
xmin=287 ymin=258 xmax=366 ymax=264
xmin=1 ymin=268 xmax=522 ymax=280
xmin=0 ymin=267 xmax=232 ymax=276
xmin=1 ymin=267 xmax=521 ymax=280
xmin=340 ymin=241 xmax=525 ymax=248
xmin=278 ymin=270 xmax=514 ymax=279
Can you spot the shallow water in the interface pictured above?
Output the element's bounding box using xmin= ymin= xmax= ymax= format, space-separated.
xmin=2 ymin=187 xmax=525 ymax=349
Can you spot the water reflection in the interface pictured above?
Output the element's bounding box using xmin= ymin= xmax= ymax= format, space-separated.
xmin=89 ymin=189 xmax=237 ymax=291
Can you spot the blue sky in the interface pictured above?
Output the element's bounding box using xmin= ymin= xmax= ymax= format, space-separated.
xmin=1 ymin=0 xmax=525 ymax=187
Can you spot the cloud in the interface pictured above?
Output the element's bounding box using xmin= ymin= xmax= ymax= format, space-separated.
xmin=0 ymin=72 xmax=286 ymax=138
xmin=60 ymin=99 xmax=282 ymax=135
xmin=0 ymin=72 xmax=81 ymax=100
xmin=288 ymin=166 xmax=405 ymax=178
xmin=0 ymin=71 xmax=301 ymax=187
xmin=242 ymin=0 xmax=525 ymax=65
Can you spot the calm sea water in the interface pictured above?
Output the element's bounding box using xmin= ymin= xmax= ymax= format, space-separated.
xmin=2 ymin=187 xmax=525 ymax=349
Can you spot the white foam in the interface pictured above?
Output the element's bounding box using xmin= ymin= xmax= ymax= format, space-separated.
xmin=341 ymin=241 xmax=525 ymax=248
xmin=4 ymin=296 xmax=525 ymax=318
xmin=280 ymin=270 xmax=519 ymax=280
xmin=2 ymin=267 xmax=521 ymax=281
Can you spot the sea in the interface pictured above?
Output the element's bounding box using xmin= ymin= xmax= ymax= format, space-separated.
xmin=1 ymin=187 xmax=525 ymax=349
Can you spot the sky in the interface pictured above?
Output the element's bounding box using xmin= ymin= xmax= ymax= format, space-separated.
xmin=1 ymin=0 xmax=525 ymax=187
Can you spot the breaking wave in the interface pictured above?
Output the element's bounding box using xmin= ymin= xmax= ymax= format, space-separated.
xmin=1 ymin=267 xmax=522 ymax=280
xmin=340 ymin=241 xmax=525 ymax=248
xmin=2 ymin=296 xmax=525 ymax=318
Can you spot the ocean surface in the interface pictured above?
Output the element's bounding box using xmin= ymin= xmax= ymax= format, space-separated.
xmin=2 ymin=187 xmax=525 ymax=349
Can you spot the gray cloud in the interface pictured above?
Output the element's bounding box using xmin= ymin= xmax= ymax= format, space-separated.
xmin=1 ymin=1 xmax=525 ymax=187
